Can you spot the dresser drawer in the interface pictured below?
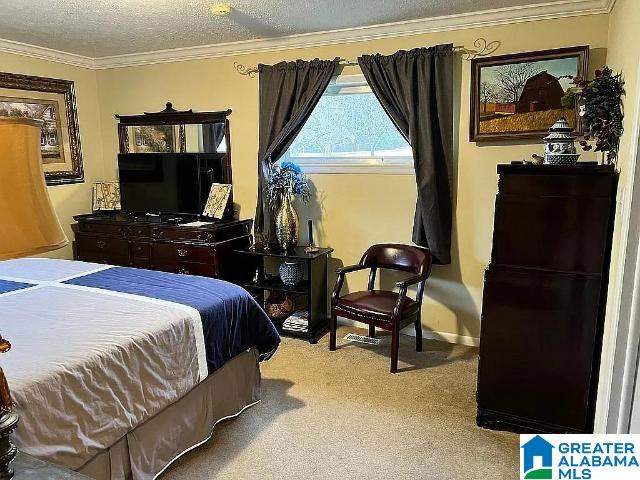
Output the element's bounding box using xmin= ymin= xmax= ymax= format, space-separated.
xmin=154 ymin=261 xmax=217 ymax=277
xmin=131 ymin=242 xmax=151 ymax=259
xmin=127 ymin=225 xmax=152 ymax=238
xmin=75 ymin=235 xmax=130 ymax=265
xmin=498 ymin=172 xmax=616 ymax=197
xmin=492 ymin=194 xmax=612 ymax=273
xmin=78 ymin=222 xmax=127 ymax=237
xmin=153 ymin=243 xmax=215 ymax=263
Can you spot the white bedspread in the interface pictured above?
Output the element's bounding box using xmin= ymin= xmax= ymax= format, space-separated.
xmin=0 ymin=258 xmax=209 ymax=470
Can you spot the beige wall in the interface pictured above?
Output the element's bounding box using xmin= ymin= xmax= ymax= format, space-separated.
xmin=595 ymin=0 xmax=640 ymax=432
xmin=93 ymin=14 xmax=609 ymax=341
xmin=0 ymin=52 xmax=104 ymax=259
xmin=602 ymin=0 xmax=640 ymax=292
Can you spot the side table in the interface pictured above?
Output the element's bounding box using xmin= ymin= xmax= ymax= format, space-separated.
xmin=234 ymin=245 xmax=333 ymax=343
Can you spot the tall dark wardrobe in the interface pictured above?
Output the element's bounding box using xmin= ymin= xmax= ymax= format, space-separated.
xmin=476 ymin=163 xmax=618 ymax=433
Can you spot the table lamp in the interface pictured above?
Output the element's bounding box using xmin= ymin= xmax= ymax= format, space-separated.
xmin=0 ymin=117 xmax=69 ymax=479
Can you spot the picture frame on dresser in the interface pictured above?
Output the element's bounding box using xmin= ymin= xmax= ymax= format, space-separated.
xmin=0 ymin=72 xmax=84 ymax=185
xmin=469 ymin=46 xmax=589 ymax=142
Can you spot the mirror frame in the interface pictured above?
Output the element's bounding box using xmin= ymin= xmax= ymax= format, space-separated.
xmin=115 ymin=102 xmax=233 ymax=183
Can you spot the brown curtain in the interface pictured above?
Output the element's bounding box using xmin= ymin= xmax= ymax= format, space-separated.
xmin=202 ymin=122 xmax=226 ymax=152
xmin=358 ymin=45 xmax=454 ymax=264
xmin=254 ymin=58 xmax=339 ymax=245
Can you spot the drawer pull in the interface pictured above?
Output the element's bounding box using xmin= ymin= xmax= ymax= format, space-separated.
xmin=178 ymin=267 xmax=189 ymax=274
xmin=97 ymin=240 xmax=107 ymax=249
xmin=177 ymin=248 xmax=188 ymax=257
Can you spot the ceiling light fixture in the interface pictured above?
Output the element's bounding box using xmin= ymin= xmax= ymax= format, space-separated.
xmin=210 ymin=3 xmax=232 ymax=16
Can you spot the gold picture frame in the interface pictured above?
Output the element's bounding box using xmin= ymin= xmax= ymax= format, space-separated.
xmin=0 ymin=72 xmax=84 ymax=185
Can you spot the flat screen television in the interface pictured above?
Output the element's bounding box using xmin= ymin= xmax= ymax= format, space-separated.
xmin=118 ymin=153 xmax=227 ymax=215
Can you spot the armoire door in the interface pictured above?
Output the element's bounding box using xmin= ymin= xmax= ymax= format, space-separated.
xmin=478 ymin=265 xmax=603 ymax=432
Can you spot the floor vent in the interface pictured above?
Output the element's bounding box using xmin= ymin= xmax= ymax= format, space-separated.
xmin=344 ymin=333 xmax=382 ymax=346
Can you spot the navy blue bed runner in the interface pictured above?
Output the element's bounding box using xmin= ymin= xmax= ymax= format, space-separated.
xmin=65 ymin=267 xmax=280 ymax=373
xmin=0 ymin=279 xmax=32 ymax=294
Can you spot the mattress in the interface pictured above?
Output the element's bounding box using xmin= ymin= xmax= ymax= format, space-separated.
xmin=0 ymin=258 xmax=279 ymax=471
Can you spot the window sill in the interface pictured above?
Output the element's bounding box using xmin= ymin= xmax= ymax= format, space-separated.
xmin=293 ymin=158 xmax=415 ymax=175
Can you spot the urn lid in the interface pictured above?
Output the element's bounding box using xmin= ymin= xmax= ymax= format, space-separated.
xmin=544 ymin=117 xmax=576 ymax=142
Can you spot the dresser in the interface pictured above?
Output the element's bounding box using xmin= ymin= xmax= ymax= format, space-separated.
xmin=476 ymin=164 xmax=617 ymax=434
xmin=72 ymin=213 xmax=252 ymax=279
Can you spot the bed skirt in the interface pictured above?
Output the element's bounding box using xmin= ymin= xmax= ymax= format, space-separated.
xmin=76 ymin=348 xmax=261 ymax=480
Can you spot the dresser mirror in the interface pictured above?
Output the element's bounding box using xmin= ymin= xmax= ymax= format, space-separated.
xmin=115 ymin=102 xmax=234 ymax=219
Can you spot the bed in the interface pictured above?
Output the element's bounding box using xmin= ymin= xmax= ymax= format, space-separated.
xmin=0 ymin=258 xmax=280 ymax=480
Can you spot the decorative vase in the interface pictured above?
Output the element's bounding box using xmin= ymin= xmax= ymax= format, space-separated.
xmin=275 ymin=192 xmax=299 ymax=251
xmin=279 ymin=261 xmax=304 ymax=286
xmin=543 ymin=118 xmax=580 ymax=165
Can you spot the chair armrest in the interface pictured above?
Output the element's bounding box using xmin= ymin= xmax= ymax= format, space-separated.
xmin=332 ymin=265 xmax=367 ymax=300
xmin=336 ymin=264 xmax=367 ymax=275
xmin=395 ymin=274 xmax=427 ymax=289
xmin=392 ymin=275 xmax=426 ymax=319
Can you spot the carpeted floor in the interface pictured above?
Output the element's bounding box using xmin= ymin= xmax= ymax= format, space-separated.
xmin=163 ymin=326 xmax=519 ymax=479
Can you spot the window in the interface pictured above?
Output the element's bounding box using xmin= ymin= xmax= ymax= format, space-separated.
xmin=283 ymin=75 xmax=413 ymax=174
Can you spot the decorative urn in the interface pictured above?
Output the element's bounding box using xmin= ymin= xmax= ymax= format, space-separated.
xmin=275 ymin=192 xmax=299 ymax=251
xmin=543 ymin=118 xmax=580 ymax=165
xmin=279 ymin=261 xmax=304 ymax=286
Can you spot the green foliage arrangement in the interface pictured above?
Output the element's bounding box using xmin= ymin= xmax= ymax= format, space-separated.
xmin=573 ymin=67 xmax=625 ymax=165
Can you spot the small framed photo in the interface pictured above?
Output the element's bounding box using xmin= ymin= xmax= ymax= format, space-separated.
xmin=470 ymin=46 xmax=589 ymax=141
xmin=203 ymin=183 xmax=232 ymax=219
xmin=92 ymin=182 xmax=121 ymax=211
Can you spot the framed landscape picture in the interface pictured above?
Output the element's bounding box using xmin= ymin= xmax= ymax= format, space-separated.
xmin=131 ymin=125 xmax=176 ymax=153
xmin=470 ymin=46 xmax=589 ymax=141
xmin=0 ymin=72 xmax=84 ymax=185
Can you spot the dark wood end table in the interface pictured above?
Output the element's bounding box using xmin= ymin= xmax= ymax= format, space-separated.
xmin=234 ymin=245 xmax=333 ymax=344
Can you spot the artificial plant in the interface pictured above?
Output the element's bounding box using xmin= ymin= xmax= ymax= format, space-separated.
xmin=573 ymin=67 xmax=625 ymax=165
xmin=266 ymin=160 xmax=310 ymax=210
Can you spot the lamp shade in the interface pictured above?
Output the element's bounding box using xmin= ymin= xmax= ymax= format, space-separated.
xmin=0 ymin=118 xmax=68 ymax=260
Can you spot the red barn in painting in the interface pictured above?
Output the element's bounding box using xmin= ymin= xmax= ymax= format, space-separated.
xmin=516 ymin=71 xmax=564 ymax=113
xmin=495 ymin=103 xmax=516 ymax=114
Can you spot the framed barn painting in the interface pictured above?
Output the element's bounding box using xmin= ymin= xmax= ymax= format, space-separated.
xmin=0 ymin=72 xmax=84 ymax=185
xmin=470 ymin=46 xmax=589 ymax=141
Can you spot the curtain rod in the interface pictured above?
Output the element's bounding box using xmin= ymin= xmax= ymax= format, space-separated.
xmin=234 ymin=38 xmax=500 ymax=77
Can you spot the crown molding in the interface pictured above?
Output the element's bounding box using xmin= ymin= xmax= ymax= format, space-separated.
xmin=0 ymin=37 xmax=95 ymax=69
xmin=0 ymin=0 xmax=611 ymax=71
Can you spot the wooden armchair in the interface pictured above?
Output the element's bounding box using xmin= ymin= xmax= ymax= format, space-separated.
xmin=330 ymin=243 xmax=432 ymax=373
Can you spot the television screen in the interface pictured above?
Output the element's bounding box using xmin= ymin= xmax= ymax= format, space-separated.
xmin=118 ymin=153 xmax=201 ymax=214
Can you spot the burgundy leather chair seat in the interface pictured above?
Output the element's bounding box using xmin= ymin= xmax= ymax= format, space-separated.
xmin=335 ymin=290 xmax=420 ymax=320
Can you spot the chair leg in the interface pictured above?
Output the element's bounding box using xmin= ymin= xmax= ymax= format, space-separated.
xmin=368 ymin=324 xmax=375 ymax=338
xmin=329 ymin=310 xmax=337 ymax=351
xmin=415 ymin=314 xmax=423 ymax=352
xmin=390 ymin=322 xmax=400 ymax=373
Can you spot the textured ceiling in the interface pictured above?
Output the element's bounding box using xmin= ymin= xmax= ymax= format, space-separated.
xmin=0 ymin=0 xmax=578 ymax=58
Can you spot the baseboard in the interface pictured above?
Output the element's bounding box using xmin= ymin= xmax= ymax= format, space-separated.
xmin=337 ymin=317 xmax=480 ymax=347
xmin=421 ymin=330 xmax=480 ymax=347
